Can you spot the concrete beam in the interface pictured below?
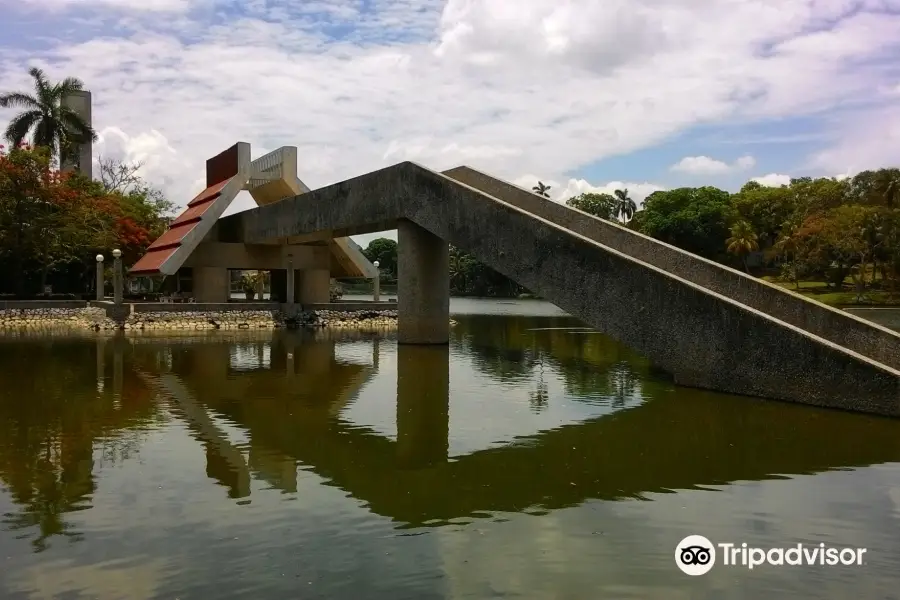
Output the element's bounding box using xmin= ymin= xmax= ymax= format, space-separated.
xmin=183 ymin=242 xmax=328 ymax=271
xmin=397 ymin=219 xmax=449 ymax=345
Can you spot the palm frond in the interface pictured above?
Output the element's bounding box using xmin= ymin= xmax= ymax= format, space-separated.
xmin=55 ymin=76 xmax=86 ymax=98
xmin=33 ymin=116 xmax=60 ymax=150
xmin=3 ymin=110 xmax=41 ymax=146
xmin=0 ymin=91 xmax=40 ymax=109
xmin=60 ymin=108 xmax=97 ymax=142
xmin=28 ymin=67 xmax=54 ymax=102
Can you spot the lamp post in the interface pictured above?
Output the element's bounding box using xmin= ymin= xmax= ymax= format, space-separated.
xmin=373 ymin=260 xmax=380 ymax=302
xmin=95 ymin=254 xmax=105 ymax=301
xmin=112 ymin=248 xmax=123 ymax=305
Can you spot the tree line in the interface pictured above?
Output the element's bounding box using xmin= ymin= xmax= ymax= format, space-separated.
xmin=625 ymin=172 xmax=900 ymax=302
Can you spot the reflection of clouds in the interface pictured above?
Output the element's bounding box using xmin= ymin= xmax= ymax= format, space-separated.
xmin=6 ymin=557 xmax=170 ymax=600
xmin=434 ymin=465 xmax=900 ymax=599
xmin=341 ymin=339 xmax=636 ymax=456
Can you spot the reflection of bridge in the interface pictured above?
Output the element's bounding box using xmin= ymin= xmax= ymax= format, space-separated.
xmin=131 ymin=335 xmax=377 ymax=498
xmin=122 ymin=333 xmax=900 ymax=526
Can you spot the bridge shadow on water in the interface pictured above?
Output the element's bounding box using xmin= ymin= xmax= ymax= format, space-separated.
xmin=2 ymin=315 xmax=900 ymax=550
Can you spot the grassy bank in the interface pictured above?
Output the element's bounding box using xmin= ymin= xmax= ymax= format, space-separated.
xmin=761 ymin=277 xmax=900 ymax=307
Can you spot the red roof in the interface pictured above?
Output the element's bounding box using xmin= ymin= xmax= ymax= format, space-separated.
xmin=129 ymin=178 xmax=232 ymax=275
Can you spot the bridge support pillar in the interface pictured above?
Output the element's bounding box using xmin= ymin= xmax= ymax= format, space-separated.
xmin=396 ymin=344 xmax=449 ymax=468
xmin=397 ymin=219 xmax=449 ymax=345
xmin=298 ymin=268 xmax=330 ymax=304
xmin=193 ymin=267 xmax=229 ymax=303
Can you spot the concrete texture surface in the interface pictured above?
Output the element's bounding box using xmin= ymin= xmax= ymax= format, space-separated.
xmin=221 ymin=161 xmax=900 ymax=416
xmin=397 ymin=219 xmax=450 ymax=344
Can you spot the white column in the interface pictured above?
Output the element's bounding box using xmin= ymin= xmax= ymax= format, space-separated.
xmin=373 ymin=260 xmax=381 ymax=302
xmin=95 ymin=254 xmax=105 ymax=301
xmin=112 ymin=249 xmax=123 ymax=305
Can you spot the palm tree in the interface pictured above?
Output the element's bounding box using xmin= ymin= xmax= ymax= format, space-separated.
xmin=726 ymin=220 xmax=759 ymax=273
xmin=613 ymin=188 xmax=637 ymax=223
xmin=532 ymin=181 xmax=552 ymax=198
xmin=0 ymin=67 xmax=97 ymax=167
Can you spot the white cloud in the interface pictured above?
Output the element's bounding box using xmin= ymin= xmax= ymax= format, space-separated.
xmin=807 ymin=105 xmax=900 ymax=175
xmin=513 ymin=175 xmax=665 ymax=207
xmin=0 ymin=0 xmax=898 ymax=217
xmin=670 ymin=155 xmax=756 ymax=175
xmin=751 ymin=173 xmax=792 ymax=187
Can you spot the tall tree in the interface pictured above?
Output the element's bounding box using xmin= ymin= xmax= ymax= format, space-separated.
xmin=613 ymin=188 xmax=637 ymax=223
xmin=361 ymin=237 xmax=398 ymax=278
xmin=725 ymin=220 xmax=759 ymax=273
xmin=532 ymin=181 xmax=552 ymax=198
xmin=0 ymin=67 xmax=97 ymax=166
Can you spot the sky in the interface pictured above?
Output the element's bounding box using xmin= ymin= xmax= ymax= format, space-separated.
xmin=1 ymin=0 xmax=900 ymax=246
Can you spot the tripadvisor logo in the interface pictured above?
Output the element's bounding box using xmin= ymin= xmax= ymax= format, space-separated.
xmin=674 ymin=535 xmax=867 ymax=576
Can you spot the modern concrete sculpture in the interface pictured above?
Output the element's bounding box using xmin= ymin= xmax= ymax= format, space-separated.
xmin=130 ymin=142 xmax=377 ymax=304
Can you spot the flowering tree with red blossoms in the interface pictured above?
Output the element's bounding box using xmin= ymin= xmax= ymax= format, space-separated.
xmin=0 ymin=144 xmax=171 ymax=295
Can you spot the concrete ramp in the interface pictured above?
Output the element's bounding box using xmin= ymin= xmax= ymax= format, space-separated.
xmin=131 ymin=143 xmax=251 ymax=276
xmin=223 ymin=162 xmax=900 ymax=416
xmin=441 ymin=166 xmax=900 ymax=372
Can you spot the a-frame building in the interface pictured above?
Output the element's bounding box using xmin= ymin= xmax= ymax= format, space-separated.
xmin=130 ymin=142 xmax=376 ymax=303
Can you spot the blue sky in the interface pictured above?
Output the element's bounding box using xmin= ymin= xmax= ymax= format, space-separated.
xmin=1 ymin=0 xmax=899 ymax=231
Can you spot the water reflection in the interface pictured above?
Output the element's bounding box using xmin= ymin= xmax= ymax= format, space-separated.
xmin=2 ymin=317 xmax=900 ymax=598
xmin=3 ymin=319 xmax=900 ymax=551
xmin=0 ymin=338 xmax=162 ymax=552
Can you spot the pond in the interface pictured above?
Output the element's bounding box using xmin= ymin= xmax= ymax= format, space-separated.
xmin=1 ymin=298 xmax=899 ymax=599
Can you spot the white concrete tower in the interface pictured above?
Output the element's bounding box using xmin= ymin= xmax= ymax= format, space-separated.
xmin=60 ymin=89 xmax=93 ymax=178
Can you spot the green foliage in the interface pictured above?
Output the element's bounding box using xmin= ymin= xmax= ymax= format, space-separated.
xmin=449 ymin=245 xmax=524 ymax=297
xmin=362 ymin=237 xmax=398 ymax=279
xmin=626 ymin=168 xmax=900 ymax=304
xmin=635 ymin=186 xmax=734 ymax=259
xmin=725 ymin=220 xmax=759 ymax=272
xmin=731 ymin=183 xmax=795 ymax=247
xmin=566 ymin=192 xmax=615 ymax=219
xmin=0 ymin=146 xmax=173 ymax=296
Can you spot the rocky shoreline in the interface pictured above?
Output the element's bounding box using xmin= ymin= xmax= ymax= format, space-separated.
xmin=0 ymin=307 xmax=403 ymax=331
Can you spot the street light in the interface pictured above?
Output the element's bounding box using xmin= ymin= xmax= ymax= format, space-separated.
xmin=111 ymin=249 xmax=123 ymax=304
xmin=373 ymin=260 xmax=381 ymax=302
xmin=95 ymin=255 xmax=105 ymax=301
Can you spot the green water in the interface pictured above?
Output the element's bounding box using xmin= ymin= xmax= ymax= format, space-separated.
xmin=1 ymin=298 xmax=899 ymax=599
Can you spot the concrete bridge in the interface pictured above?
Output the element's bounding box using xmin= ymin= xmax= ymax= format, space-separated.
xmin=202 ymin=159 xmax=900 ymax=416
